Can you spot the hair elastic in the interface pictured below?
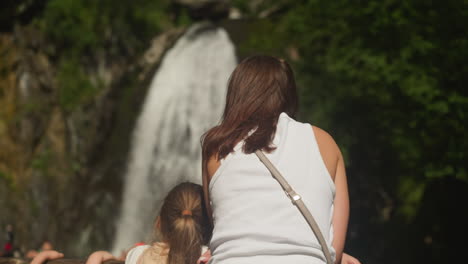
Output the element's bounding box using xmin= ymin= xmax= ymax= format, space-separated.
xmin=181 ymin=209 xmax=192 ymax=216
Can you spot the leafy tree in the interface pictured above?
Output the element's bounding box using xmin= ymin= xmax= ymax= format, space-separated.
xmin=35 ymin=0 xmax=173 ymax=111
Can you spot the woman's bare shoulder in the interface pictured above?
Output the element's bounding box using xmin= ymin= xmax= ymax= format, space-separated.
xmin=311 ymin=126 xmax=339 ymax=147
xmin=311 ymin=125 xmax=341 ymax=181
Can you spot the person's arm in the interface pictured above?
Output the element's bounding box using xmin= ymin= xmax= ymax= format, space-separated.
xmin=202 ymin=160 xmax=213 ymax=224
xmin=341 ymin=253 xmax=361 ymax=264
xmin=312 ymin=126 xmax=349 ymax=264
xmin=26 ymin=250 xmax=39 ymax=259
xmin=202 ymin=154 xmax=221 ymax=224
xmin=332 ymin=148 xmax=350 ymax=263
xmin=85 ymin=251 xmax=116 ymax=264
xmin=30 ymin=250 xmax=64 ymax=264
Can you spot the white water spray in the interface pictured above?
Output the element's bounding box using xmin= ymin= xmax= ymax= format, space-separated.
xmin=112 ymin=23 xmax=237 ymax=254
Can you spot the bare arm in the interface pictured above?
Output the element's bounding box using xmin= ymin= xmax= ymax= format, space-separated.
xmin=31 ymin=250 xmax=64 ymax=264
xmin=202 ymin=154 xmax=221 ymax=223
xmin=332 ymin=150 xmax=350 ymax=263
xmin=85 ymin=251 xmax=116 ymax=264
xmin=312 ymin=126 xmax=349 ymax=263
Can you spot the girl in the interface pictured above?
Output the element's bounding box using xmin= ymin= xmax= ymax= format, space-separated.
xmin=126 ymin=182 xmax=210 ymax=264
xmin=202 ymin=55 xmax=357 ymax=264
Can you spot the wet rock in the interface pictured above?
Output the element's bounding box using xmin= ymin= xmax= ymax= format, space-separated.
xmin=138 ymin=28 xmax=186 ymax=81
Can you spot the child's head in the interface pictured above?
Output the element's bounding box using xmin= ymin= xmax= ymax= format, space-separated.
xmin=157 ymin=182 xmax=210 ymax=264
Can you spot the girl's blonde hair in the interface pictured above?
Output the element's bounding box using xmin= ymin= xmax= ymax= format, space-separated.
xmin=158 ymin=182 xmax=211 ymax=264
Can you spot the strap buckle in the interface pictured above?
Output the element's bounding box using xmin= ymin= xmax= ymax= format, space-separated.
xmin=285 ymin=191 xmax=302 ymax=205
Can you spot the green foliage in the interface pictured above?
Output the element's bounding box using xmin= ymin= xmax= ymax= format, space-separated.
xmin=31 ymin=149 xmax=51 ymax=172
xmin=34 ymin=0 xmax=174 ymax=113
xmin=56 ymin=58 xmax=99 ymax=111
xmin=39 ymin=0 xmax=101 ymax=56
xmin=0 ymin=170 xmax=14 ymax=187
xmin=232 ymin=0 xmax=248 ymax=12
xmin=37 ymin=0 xmax=172 ymax=57
xmin=175 ymin=8 xmax=193 ymax=27
xmin=398 ymin=177 xmax=425 ymax=219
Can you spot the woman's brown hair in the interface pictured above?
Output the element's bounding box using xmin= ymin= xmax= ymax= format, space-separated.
xmin=202 ymin=55 xmax=298 ymax=161
xmin=158 ymin=182 xmax=210 ymax=264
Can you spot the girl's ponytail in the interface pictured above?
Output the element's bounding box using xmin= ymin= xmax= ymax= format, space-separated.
xmin=158 ymin=182 xmax=210 ymax=264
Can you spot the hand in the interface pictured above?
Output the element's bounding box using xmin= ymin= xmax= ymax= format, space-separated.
xmin=26 ymin=250 xmax=39 ymax=259
xmin=197 ymin=249 xmax=211 ymax=264
xmin=341 ymin=252 xmax=361 ymax=264
xmin=31 ymin=250 xmax=64 ymax=264
xmin=86 ymin=251 xmax=116 ymax=264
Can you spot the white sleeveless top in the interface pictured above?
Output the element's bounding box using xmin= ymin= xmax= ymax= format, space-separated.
xmin=209 ymin=113 xmax=336 ymax=264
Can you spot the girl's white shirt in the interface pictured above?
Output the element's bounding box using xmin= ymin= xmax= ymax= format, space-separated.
xmin=125 ymin=243 xmax=209 ymax=264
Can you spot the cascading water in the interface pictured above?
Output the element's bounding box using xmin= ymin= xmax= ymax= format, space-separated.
xmin=112 ymin=23 xmax=237 ymax=254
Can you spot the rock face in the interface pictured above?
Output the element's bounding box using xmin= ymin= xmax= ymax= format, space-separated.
xmin=0 ymin=24 xmax=184 ymax=256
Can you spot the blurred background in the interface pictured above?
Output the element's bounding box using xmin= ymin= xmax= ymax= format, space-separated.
xmin=0 ymin=0 xmax=467 ymax=263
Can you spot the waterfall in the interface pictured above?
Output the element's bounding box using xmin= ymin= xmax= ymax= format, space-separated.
xmin=112 ymin=23 xmax=237 ymax=254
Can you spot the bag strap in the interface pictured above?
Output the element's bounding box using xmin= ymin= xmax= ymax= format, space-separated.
xmin=255 ymin=150 xmax=334 ymax=264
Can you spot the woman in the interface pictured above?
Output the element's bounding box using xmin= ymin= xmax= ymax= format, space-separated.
xmin=201 ymin=55 xmax=356 ymax=264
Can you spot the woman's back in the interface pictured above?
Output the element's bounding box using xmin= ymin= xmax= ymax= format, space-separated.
xmin=209 ymin=113 xmax=336 ymax=264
